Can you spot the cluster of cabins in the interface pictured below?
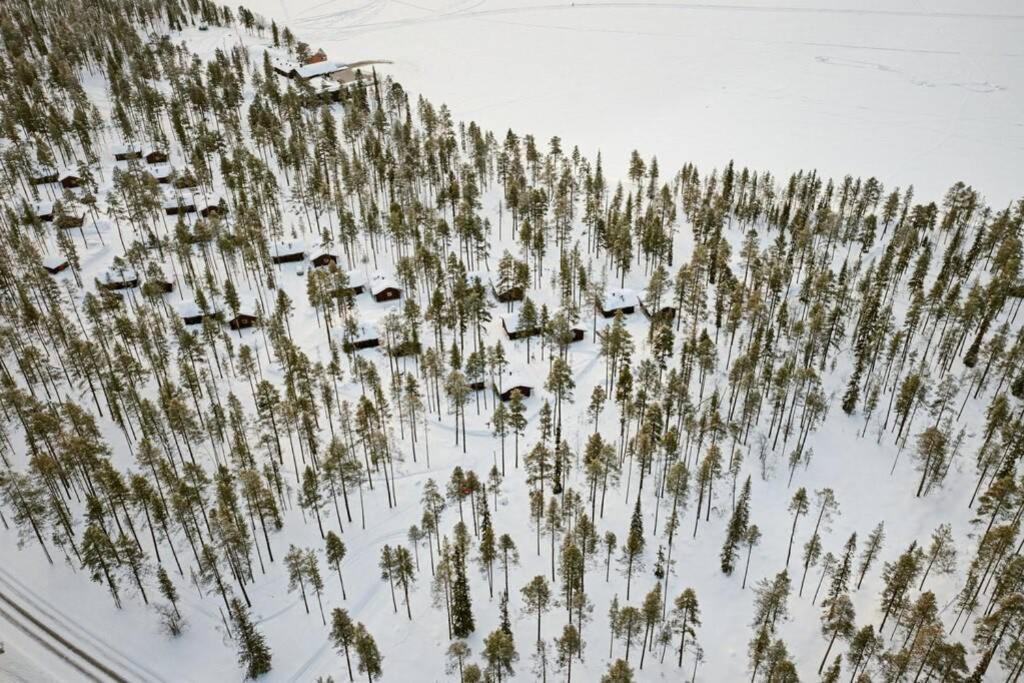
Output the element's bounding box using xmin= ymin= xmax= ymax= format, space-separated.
xmin=28 ymin=140 xmax=208 ymax=232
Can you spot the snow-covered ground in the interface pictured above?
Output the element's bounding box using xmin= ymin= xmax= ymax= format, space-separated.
xmin=246 ymin=0 xmax=1024 ymax=205
xmin=3 ymin=5 xmax=1022 ymax=682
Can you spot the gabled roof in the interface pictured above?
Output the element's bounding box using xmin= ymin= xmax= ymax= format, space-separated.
xmin=602 ymin=288 xmax=638 ymax=311
xmin=112 ymin=142 xmax=143 ymax=156
xmin=149 ymin=163 xmax=174 ymax=179
xmin=99 ymin=267 xmax=138 ymax=286
xmin=271 ymin=239 xmax=306 ymax=257
xmin=42 ymin=255 xmax=68 ymax=270
xmin=369 ymin=273 xmax=400 ymax=296
xmin=294 ymin=60 xmax=347 ymax=79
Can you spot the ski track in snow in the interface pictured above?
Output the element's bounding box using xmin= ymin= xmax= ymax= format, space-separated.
xmin=292 ymin=0 xmax=1024 ymax=36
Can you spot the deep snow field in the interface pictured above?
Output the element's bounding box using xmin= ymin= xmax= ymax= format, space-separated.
xmin=2 ymin=2 xmax=1023 ymax=682
xmin=244 ymin=0 xmax=1024 ymax=205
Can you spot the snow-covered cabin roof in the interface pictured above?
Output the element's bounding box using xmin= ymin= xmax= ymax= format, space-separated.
xmin=271 ymin=239 xmax=306 ymax=258
xmin=349 ymin=322 xmax=379 ymax=343
xmin=196 ymin=194 xmax=224 ymax=211
xmin=294 ymin=60 xmax=347 ymax=79
xmin=148 ymin=163 xmax=174 ymax=179
xmin=42 ymin=255 xmax=68 ymax=270
xmin=33 ymin=200 xmax=54 ymax=216
xmin=99 ymin=267 xmax=138 ymax=286
xmin=345 ymin=270 xmax=367 ymax=288
xmin=308 ymin=76 xmax=341 ymax=95
xmin=603 ymin=288 xmax=638 ymax=311
xmin=369 ymin=273 xmax=399 ymax=296
xmin=112 ymin=142 xmax=143 ymax=156
xmin=176 ymin=298 xmax=221 ymax=319
xmin=501 ymin=312 xmax=528 ymax=333
xmin=163 ymin=194 xmax=196 ymax=210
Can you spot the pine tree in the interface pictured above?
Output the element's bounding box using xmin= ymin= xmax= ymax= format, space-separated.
xmin=784 ymin=487 xmax=809 ymax=568
xmin=446 ymin=640 xmax=472 ymax=683
xmin=230 ymin=598 xmax=272 ymax=679
xmin=601 ymin=659 xmax=634 ymax=683
xmin=856 ymin=522 xmax=885 ymax=590
xmin=620 ymin=497 xmax=645 ymax=599
xmin=325 ymin=531 xmax=348 ymax=599
xmin=354 ymin=623 xmax=383 ymax=682
xmin=721 ymin=475 xmax=751 ymax=575
xmin=482 ymin=628 xmax=518 ymax=682
xmin=522 ymin=575 xmax=552 ymax=643
xmin=451 ymin=541 xmax=475 ymax=638
xmin=330 ymin=608 xmax=357 ymax=682
xmin=555 ymin=623 xmax=582 ymax=683
xmin=672 ymin=588 xmax=700 ymax=668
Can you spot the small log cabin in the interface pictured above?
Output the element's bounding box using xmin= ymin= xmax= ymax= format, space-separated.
xmin=178 ymin=300 xmax=221 ymax=326
xmin=598 ymin=289 xmax=638 ymax=318
xmin=56 ymin=212 xmax=85 ymax=230
xmin=59 ymin=172 xmax=83 ymax=189
xmin=30 ymin=166 xmax=58 ymax=185
xmin=370 ymin=275 xmax=402 ymax=302
xmin=311 ymin=252 xmax=338 ymax=268
xmin=198 ymin=198 xmax=227 ymax=218
xmin=163 ymin=197 xmax=197 ymax=216
xmin=342 ymin=324 xmax=380 ymax=352
xmin=639 ymin=299 xmax=677 ymax=324
xmin=271 ymin=241 xmax=306 ymax=264
xmin=32 ymin=201 xmax=54 ymax=222
xmin=42 ymin=256 xmax=69 ymax=275
xmin=148 ymin=164 xmax=174 ymax=184
xmin=97 ymin=268 xmax=140 ymax=291
xmin=501 ymin=312 xmax=540 ymax=341
xmin=496 ymin=383 xmax=533 ymax=402
xmin=228 ymin=313 xmax=258 ymax=330
xmin=491 ymin=278 xmax=524 ymax=303
xmin=113 ymin=143 xmax=143 ymax=161
xmin=144 ymin=146 xmax=169 ymax=164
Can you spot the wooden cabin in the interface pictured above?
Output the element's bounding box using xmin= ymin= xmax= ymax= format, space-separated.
xmin=149 ymin=164 xmax=174 ymax=184
xmin=97 ymin=268 xmax=139 ymax=291
xmin=146 ymin=279 xmax=175 ymax=294
xmin=311 ymin=252 xmax=338 ymax=268
xmin=164 ymin=197 xmax=197 ymax=216
xmin=271 ymin=241 xmax=306 ymax=264
xmin=342 ymin=271 xmax=367 ymax=296
xmin=370 ymin=275 xmax=402 ymax=303
xmin=144 ymin=147 xmax=169 ymax=164
xmin=32 ymin=201 xmax=54 ymax=222
xmin=640 ymin=299 xmax=677 ymax=324
xmin=30 ymin=167 xmax=58 ymax=185
xmin=491 ymin=278 xmax=524 ymax=303
xmin=342 ymin=324 xmax=380 ymax=352
xmin=496 ymin=383 xmax=533 ymax=402
xmin=178 ymin=300 xmax=221 ymax=326
xmin=59 ymin=172 xmax=83 ymax=189
xmin=113 ymin=143 xmax=143 ymax=161
xmin=570 ymin=326 xmax=585 ymax=343
xmin=56 ymin=212 xmax=85 ymax=230
xmin=228 ymin=313 xmax=258 ymax=330
xmin=388 ymin=339 xmax=421 ymax=357
xmin=598 ymin=289 xmax=638 ymax=318
xmin=199 ymin=199 xmax=227 ymax=218
xmin=501 ymin=313 xmax=540 ymax=341
xmin=42 ymin=256 xmax=69 ymax=275
xmin=173 ymin=170 xmax=199 ymax=189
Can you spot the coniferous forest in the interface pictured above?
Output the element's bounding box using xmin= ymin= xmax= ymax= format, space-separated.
xmin=0 ymin=0 xmax=1023 ymax=680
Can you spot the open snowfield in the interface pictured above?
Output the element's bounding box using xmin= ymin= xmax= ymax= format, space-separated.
xmin=244 ymin=0 xmax=1024 ymax=205
xmin=2 ymin=3 xmax=1023 ymax=682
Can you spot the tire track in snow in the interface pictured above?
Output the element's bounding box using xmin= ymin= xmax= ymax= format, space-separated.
xmin=0 ymin=567 xmax=167 ymax=682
